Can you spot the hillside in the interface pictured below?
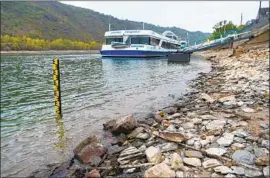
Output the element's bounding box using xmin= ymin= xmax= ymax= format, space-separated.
xmin=1 ymin=1 xmax=210 ymax=44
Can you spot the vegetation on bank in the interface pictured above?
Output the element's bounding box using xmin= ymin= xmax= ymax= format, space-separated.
xmin=1 ymin=35 xmax=102 ymax=51
xmin=208 ymin=20 xmax=247 ymax=40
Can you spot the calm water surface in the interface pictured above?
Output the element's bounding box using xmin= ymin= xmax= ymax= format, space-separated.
xmin=1 ymin=53 xmax=211 ymax=176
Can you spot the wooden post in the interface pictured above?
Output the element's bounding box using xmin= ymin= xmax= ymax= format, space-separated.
xmin=53 ymin=58 xmax=62 ymax=118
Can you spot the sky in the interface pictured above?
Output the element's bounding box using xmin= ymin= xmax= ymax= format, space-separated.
xmin=61 ymin=1 xmax=269 ymax=33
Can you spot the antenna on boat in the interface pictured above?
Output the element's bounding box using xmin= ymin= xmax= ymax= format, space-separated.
xmin=109 ymin=17 xmax=111 ymax=31
xmin=142 ymin=22 xmax=145 ymax=30
xmin=186 ymin=32 xmax=189 ymax=46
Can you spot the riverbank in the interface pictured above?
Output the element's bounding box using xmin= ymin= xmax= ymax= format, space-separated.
xmin=0 ymin=50 xmax=100 ymax=55
xmin=30 ymin=46 xmax=269 ymax=178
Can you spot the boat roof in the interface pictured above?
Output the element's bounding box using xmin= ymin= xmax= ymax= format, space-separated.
xmin=104 ymin=30 xmax=180 ymax=44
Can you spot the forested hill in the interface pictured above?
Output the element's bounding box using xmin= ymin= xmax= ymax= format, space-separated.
xmin=1 ymin=1 xmax=210 ymax=44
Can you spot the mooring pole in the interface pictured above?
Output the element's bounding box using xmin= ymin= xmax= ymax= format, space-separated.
xmin=53 ymin=58 xmax=62 ymax=118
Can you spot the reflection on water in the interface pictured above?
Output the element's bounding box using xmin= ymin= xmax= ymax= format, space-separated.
xmin=1 ymin=53 xmax=210 ymax=177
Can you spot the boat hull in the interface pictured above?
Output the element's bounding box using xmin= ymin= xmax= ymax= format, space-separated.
xmin=100 ymin=50 xmax=170 ymax=58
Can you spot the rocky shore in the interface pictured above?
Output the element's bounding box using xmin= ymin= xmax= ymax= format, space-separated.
xmin=30 ymin=46 xmax=269 ymax=178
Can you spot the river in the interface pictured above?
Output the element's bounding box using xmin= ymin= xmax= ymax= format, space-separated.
xmin=0 ymin=53 xmax=211 ymax=177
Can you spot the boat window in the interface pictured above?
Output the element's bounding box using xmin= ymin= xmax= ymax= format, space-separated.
xmin=161 ymin=41 xmax=180 ymax=49
xmin=131 ymin=37 xmax=150 ymax=45
xmin=150 ymin=38 xmax=160 ymax=46
xmin=106 ymin=37 xmax=123 ymax=45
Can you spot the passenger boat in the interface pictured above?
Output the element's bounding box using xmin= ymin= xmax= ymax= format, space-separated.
xmin=100 ymin=30 xmax=186 ymax=58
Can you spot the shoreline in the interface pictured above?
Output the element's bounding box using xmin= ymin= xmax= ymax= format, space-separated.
xmin=0 ymin=50 xmax=100 ymax=55
xmin=30 ymin=46 xmax=269 ymax=178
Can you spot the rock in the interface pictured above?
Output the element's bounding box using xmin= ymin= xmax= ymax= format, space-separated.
xmin=112 ymin=115 xmax=137 ymax=134
xmin=103 ymin=119 xmax=117 ymax=131
xmin=123 ymin=168 xmax=136 ymax=174
xmin=205 ymin=148 xmax=227 ymax=156
xmin=211 ymin=173 xmax=220 ymax=178
xmin=218 ymin=95 xmax=235 ymax=103
xmin=144 ymin=162 xmax=175 ymax=178
xmin=138 ymin=145 xmax=147 ymax=152
xmin=162 ymin=120 xmax=170 ymax=127
xmin=232 ymin=150 xmax=255 ymax=165
xmin=107 ymin=145 xmax=126 ymax=155
xmin=214 ymin=166 xmax=232 ymax=174
xmin=87 ymin=169 xmax=100 ymax=178
xmin=261 ymin=139 xmax=270 ymax=149
xmin=183 ymin=158 xmax=201 ymax=167
xmin=202 ymin=159 xmax=222 ymax=169
xmin=163 ymin=107 xmax=178 ymax=115
xmin=244 ymin=169 xmax=262 ymax=177
xmin=232 ymin=129 xmax=249 ymax=138
xmin=200 ymin=115 xmax=217 ymax=120
xmin=186 ymin=138 xmax=196 ymax=146
xmin=154 ymin=114 xmax=164 ymax=123
xmin=182 ymin=122 xmax=194 ymax=129
xmin=73 ymin=135 xmax=99 ymax=154
xmin=136 ymin=133 xmax=150 ymax=140
xmin=233 ymin=137 xmax=246 ymax=143
xmin=131 ymin=139 xmax=145 ymax=148
xmin=241 ymin=107 xmax=255 ymax=113
xmin=184 ymin=150 xmax=203 ymax=158
xmin=237 ymin=101 xmax=244 ymax=107
xmin=192 ymin=118 xmax=202 ymax=125
xmin=156 ymin=131 xmax=187 ymax=143
xmin=157 ymin=142 xmax=178 ymax=152
xmin=231 ymin=143 xmax=245 ymax=150
xmin=263 ymin=166 xmax=270 ymax=177
xmin=255 ymin=156 xmax=270 ymax=166
xmin=254 ymin=147 xmax=269 ymax=157
xmin=206 ymin=120 xmax=226 ymax=130
xmin=166 ymin=124 xmax=177 ymax=132
xmin=201 ymin=93 xmax=215 ymax=103
xmin=117 ymin=147 xmax=143 ymax=165
xmin=75 ymin=136 xmax=107 ymax=164
xmin=168 ymin=113 xmax=181 ymax=120
xmin=171 ymin=153 xmax=184 ymax=171
xmin=127 ymin=127 xmax=144 ymax=139
xmin=217 ymin=133 xmax=234 ymax=146
xmin=260 ymin=123 xmax=269 ymax=129
xmin=176 ymin=171 xmax=184 ymax=178
xmin=224 ymin=173 xmax=236 ymax=178
xmin=194 ymin=141 xmax=202 ymax=150
xmin=145 ymin=146 xmax=163 ymax=164
xmin=231 ymin=166 xmax=245 ymax=175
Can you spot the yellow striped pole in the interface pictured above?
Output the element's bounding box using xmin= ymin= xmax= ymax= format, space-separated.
xmin=53 ymin=58 xmax=62 ymax=118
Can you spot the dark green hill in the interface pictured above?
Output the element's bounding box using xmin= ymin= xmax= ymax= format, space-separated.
xmin=1 ymin=1 xmax=210 ymax=44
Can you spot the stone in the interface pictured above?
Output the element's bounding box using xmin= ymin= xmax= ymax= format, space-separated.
xmin=112 ymin=115 xmax=137 ymax=134
xmin=163 ymin=107 xmax=178 ymax=115
xmin=123 ymin=168 xmax=136 ymax=174
xmin=144 ymin=163 xmax=175 ymax=178
xmin=200 ymin=115 xmax=217 ymax=120
xmin=211 ymin=173 xmax=220 ymax=178
xmin=154 ymin=114 xmax=164 ymax=123
xmin=205 ymin=148 xmax=227 ymax=156
xmin=241 ymin=107 xmax=255 ymax=113
xmin=138 ymin=145 xmax=147 ymax=152
xmin=263 ymin=166 xmax=270 ymax=177
xmin=217 ymin=133 xmax=234 ymax=147
xmin=200 ymin=135 xmax=215 ymax=147
xmin=260 ymin=123 xmax=269 ymax=129
xmin=214 ymin=166 xmax=232 ymax=174
xmin=237 ymin=101 xmax=244 ymax=107
xmin=231 ymin=166 xmax=245 ymax=175
xmin=194 ymin=141 xmax=201 ymax=150
xmin=186 ymin=138 xmax=196 ymax=146
xmin=157 ymin=131 xmax=187 ymax=143
xmin=233 ymin=137 xmax=246 ymax=143
xmin=171 ymin=153 xmax=184 ymax=171
xmin=232 ymin=150 xmax=255 ymax=165
xmin=192 ymin=118 xmax=202 ymax=125
xmin=255 ymin=156 xmax=270 ymax=166
xmin=201 ymin=93 xmax=215 ymax=103
xmin=73 ymin=135 xmax=100 ymax=154
xmin=206 ymin=120 xmax=226 ymax=130
xmin=184 ymin=150 xmax=203 ymax=158
xmin=202 ymin=159 xmax=222 ymax=169
xmin=232 ymin=130 xmax=249 ymax=138
xmin=224 ymin=173 xmax=236 ymax=178
xmin=145 ymin=146 xmax=162 ymax=164
xmin=136 ymin=133 xmax=150 ymax=140
xmin=157 ymin=142 xmax=178 ymax=152
xmin=162 ymin=120 xmax=170 ymax=127
xmin=168 ymin=113 xmax=181 ymax=120
xmin=182 ymin=122 xmax=194 ymax=129
xmin=244 ymin=169 xmax=262 ymax=177
xmin=117 ymin=147 xmax=143 ymax=165
xmin=176 ymin=171 xmax=184 ymax=178
xmin=166 ymin=124 xmax=177 ymax=132
xmin=218 ymin=95 xmax=235 ymax=103
xmin=103 ymin=119 xmax=117 ymax=131
xmin=183 ymin=158 xmax=201 ymax=167
xmin=261 ymin=140 xmax=270 ymax=149
xmin=107 ymin=145 xmax=126 ymax=155
xmin=87 ymin=169 xmax=100 ymax=178
xmin=127 ymin=127 xmax=144 ymax=139
xmin=231 ymin=143 xmax=245 ymax=150
xmin=254 ymin=147 xmax=269 ymax=158
xmin=75 ymin=136 xmax=107 ymax=164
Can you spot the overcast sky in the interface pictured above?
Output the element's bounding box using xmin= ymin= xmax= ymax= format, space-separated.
xmin=61 ymin=1 xmax=269 ymax=33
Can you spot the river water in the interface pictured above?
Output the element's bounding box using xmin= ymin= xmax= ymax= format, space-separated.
xmin=1 ymin=53 xmax=211 ymax=177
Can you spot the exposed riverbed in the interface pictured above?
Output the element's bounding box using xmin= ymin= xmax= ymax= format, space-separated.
xmin=0 ymin=53 xmax=211 ymax=177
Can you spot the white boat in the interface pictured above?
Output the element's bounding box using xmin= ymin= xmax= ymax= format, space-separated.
xmin=100 ymin=30 xmax=185 ymax=58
